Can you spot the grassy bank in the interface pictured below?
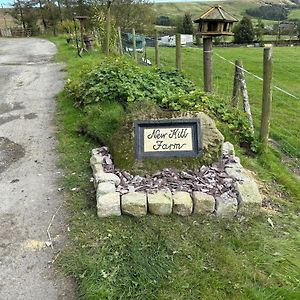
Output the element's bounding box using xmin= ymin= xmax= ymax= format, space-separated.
xmin=50 ymin=37 xmax=300 ymax=299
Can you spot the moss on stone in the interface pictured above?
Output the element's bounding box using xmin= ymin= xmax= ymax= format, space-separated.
xmin=110 ymin=102 xmax=224 ymax=176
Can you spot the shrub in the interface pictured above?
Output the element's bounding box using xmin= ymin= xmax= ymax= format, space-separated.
xmin=161 ymin=90 xmax=254 ymax=145
xmin=66 ymin=57 xmax=195 ymax=107
xmin=66 ymin=57 xmax=255 ymax=148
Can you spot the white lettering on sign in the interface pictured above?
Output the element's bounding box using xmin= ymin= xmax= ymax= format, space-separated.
xmin=144 ymin=128 xmax=193 ymax=152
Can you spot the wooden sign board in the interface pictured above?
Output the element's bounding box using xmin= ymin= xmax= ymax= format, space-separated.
xmin=134 ymin=119 xmax=201 ymax=160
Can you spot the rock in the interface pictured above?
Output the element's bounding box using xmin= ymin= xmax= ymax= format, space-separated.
xmin=121 ymin=192 xmax=147 ymax=217
xmin=148 ymin=190 xmax=173 ymax=215
xmin=199 ymin=112 xmax=224 ymax=162
xmin=111 ymin=108 xmax=224 ymax=175
xmin=215 ymin=193 xmax=237 ymax=218
xmin=235 ymin=179 xmax=262 ymax=215
xmin=94 ymin=171 xmax=121 ymax=187
xmin=97 ymin=192 xmax=121 ymax=218
xmin=192 ymin=191 xmax=215 ymax=214
xmin=225 ymin=162 xmax=249 ymax=181
xmin=90 ymin=154 xmax=104 ymax=165
xmin=91 ymin=163 xmax=104 ymax=176
xmin=91 ymin=148 xmax=102 ymax=156
xmin=97 ymin=182 xmax=116 ymax=196
xmin=173 ymin=191 xmax=193 ymax=216
xmin=222 ymin=142 xmax=235 ymax=156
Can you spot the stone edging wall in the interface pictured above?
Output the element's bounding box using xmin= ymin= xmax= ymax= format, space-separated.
xmin=91 ymin=142 xmax=262 ymax=218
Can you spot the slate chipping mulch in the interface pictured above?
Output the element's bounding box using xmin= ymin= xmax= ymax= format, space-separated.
xmin=96 ymin=147 xmax=238 ymax=198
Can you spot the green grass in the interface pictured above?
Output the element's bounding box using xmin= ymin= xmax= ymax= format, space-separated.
xmin=146 ymin=46 xmax=300 ymax=156
xmin=289 ymin=8 xmax=300 ymax=20
xmin=50 ymin=36 xmax=300 ymax=299
xmin=144 ymin=46 xmax=300 ymax=197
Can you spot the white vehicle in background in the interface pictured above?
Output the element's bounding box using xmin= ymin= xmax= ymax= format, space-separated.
xmin=158 ymin=34 xmax=194 ymax=47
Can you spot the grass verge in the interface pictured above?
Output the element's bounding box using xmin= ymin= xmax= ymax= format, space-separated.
xmin=50 ymin=36 xmax=300 ymax=300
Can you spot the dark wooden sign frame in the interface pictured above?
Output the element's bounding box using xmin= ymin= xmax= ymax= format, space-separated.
xmin=134 ymin=119 xmax=202 ymax=160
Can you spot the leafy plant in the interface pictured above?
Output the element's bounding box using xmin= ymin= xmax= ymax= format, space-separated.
xmin=66 ymin=57 xmax=255 ymax=148
xmin=161 ymin=90 xmax=255 ymax=145
xmin=66 ymin=57 xmax=195 ymax=107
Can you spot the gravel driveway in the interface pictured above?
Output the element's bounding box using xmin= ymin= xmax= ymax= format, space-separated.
xmin=0 ymin=38 xmax=76 ymax=300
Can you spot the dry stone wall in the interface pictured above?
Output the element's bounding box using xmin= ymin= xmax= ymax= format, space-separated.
xmin=90 ymin=142 xmax=262 ymax=218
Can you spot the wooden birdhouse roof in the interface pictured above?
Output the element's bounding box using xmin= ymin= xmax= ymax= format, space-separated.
xmin=194 ymin=5 xmax=238 ymax=23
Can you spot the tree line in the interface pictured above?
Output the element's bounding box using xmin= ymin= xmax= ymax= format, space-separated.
xmin=10 ymin=0 xmax=155 ymax=34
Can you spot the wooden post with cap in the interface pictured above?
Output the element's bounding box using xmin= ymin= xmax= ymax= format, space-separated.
xmin=203 ymin=37 xmax=213 ymax=92
xmin=260 ymin=44 xmax=273 ymax=150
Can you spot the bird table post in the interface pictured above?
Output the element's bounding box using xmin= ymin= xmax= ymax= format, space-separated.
xmin=155 ymin=29 xmax=160 ymax=67
xmin=193 ymin=5 xmax=238 ymax=93
xmin=132 ymin=28 xmax=137 ymax=63
xmin=203 ymin=37 xmax=213 ymax=92
xmin=176 ymin=33 xmax=182 ymax=71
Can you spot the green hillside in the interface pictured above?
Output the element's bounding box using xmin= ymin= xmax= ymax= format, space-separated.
xmin=153 ymin=0 xmax=299 ymax=21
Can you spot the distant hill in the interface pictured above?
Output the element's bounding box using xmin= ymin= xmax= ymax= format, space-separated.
xmin=153 ymin=0 xmax=299 ymax=20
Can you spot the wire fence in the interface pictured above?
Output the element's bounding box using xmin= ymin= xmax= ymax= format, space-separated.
xmin=127 ymin=38 xmax=300 ymax=172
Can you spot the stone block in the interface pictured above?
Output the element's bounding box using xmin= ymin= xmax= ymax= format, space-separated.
xmin=215 ymin=193 xmax=237 ymax=218
xmin=148 ymin=190 xmax=173 ymax=215
xmin=225 ymin=163 xmax=250 ymax=182
xmin=94 ymin=171 xmax=121 ymax=187
xmin=91 ymin=163 xmax=104 ymax=176
xmin=192 ymin=191 xmax=215 ymax=214
xmin=97 ymin=182 xmax=116 ymax=196
xmin=173 ymin=191 xmax=193 ymax=216
xmin=121 ymin=192 xmax=147 ymax=217
xmin=91 ymin=148 xmax=102 ymax=156
xmin=97 ymin=192 xmax=121 ymax=218
xmin=222 ymin=142 xmax=235 ymax=156
xmin=90 ymin=153 xmax=104 ymax=165
xmin=235 ymin=179 xmax=262 ymax=215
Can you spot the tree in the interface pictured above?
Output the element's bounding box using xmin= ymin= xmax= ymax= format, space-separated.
xmin=181 ymin=13 xmax=193 ymax=34
xmin=155 ymin=16 xmax=171 ymax=26
xmin=93 ymin=0 xmax=155 ymax=33
xmin=234 ymin=16 xmax=255 ymax=44
xmin=254 ymin=19 xmax=264 ymax=42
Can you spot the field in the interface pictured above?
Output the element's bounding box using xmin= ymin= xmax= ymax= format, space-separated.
xmin=145 ymin=46 xmax=300 ymax=164
xmin=49 ymin=37 xmax=300 ymax=300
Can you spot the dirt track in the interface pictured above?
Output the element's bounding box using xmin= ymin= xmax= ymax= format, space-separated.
xmin=0 ymin=38 xmax=76 ymax=300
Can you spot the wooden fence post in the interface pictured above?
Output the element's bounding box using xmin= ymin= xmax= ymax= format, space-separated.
xmin=239 ymin=61 xmax=254 ymax=135
xmin=132 ymin=28 xmax=137 ymax=63
xmin=260 ymin=45 xmax=273 ymax=149
xmin=232 ymin=59 xmax=242 ymax=107
xmin=155 ymin=30 xmax=160 ymax=67
xmin=176 ymin=33 xmax=182 ymax=71
xmin=118 ymin=27 xmax=123 ymax=55
xmin=203 ymin=37 xmax=213 ymax=92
